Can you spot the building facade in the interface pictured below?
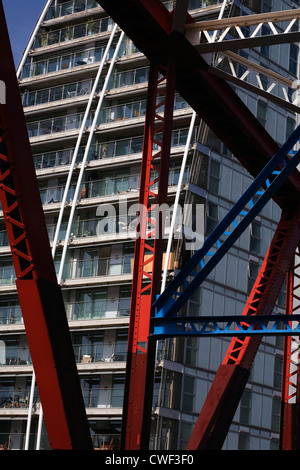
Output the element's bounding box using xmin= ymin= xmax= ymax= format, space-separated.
xmin=0 ymin=0 xmax=298 ymax=450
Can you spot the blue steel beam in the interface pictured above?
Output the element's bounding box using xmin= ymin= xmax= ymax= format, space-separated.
xmin=154 ymin=125 xmax=300 ymax=320
xmin=151 ymin=314 xmax=300 ymax=338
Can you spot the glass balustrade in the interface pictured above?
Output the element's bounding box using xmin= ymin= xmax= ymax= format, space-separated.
xmin=0 ymin=306 xmax=22 ymax=325
xmin=21 ymin=44 xmax=109 ymax=79
xmin=74 ymin=342 xmax=127 ymax=364
xmin=22 ymin=78 xmax=102 ymax=108
xmin=35 ymin=16 xmax=114 ymax=49
xmin=32 ymin=126 xmax=194 ymax=170
xmin=38 ymin=165 xmax=186 ymax=207
xmin=58 ymin=255 xmax=133 ymax=280
xmin=45 ymin=0 xmax=100 ymax=20
xmin=0 ymin=266 xmax=15 ymax=285
xmin=0 ymin=390 xmax=32 ymax=409
xmin=26 ymin=96 xmax=189 ymax=139
xmin=0 ymin=431 xmax=120 ymax=450
xmin=27 ymin=111 xmax=94 ymax=138
xmin=21 ymin=38 xmax=137 ymax=79
xmin=22 ymin=66 xmax=149 ymax=108
xmin=67 ymin=297 xmax=131 ymax=320
xmin=0 ymin=346 xmax=32 ymax=366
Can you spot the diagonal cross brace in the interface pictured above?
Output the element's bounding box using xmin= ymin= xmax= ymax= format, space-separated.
xmin=154 ymin=124 xmax=300 ymax=319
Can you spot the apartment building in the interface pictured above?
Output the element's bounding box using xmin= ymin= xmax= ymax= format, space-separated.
xmin=0 ymin=0 xmax=298 ymax=450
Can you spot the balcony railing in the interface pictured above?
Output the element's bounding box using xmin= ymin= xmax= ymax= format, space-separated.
xmin=27 ymin=94 xmax=189 ymax=139
xmin=38 ymin=165 xmax=187 ymax=208
xmin=35 ymin=16 xmax=114 ymax=49
xmin=20 ymin=38 xmax=138 ymax=80
xmin=74 ymin=342 xmax=127 ymax=364
xmin=32 ymin=126 xmax=195 ymax=170
xmin=0 ymin=346 xmax=32 ymax=366
xmin=27 ymin=111 xmax=94 ymax=139
xmin=45 ymin=0 xmax=100 ymax=20
xmin=0 ymin=305 xmax=22 ymax=325
xmin=0 ymin=431 xmax=120 ymax=451
xmin=0 ymin=386 xmax=124 ymax=410
xmin=22 ymin=77 xmax=101 ymax=108
xmin=67 ymin=297 xmax=131 ymax=320
xmin=61 ymin=255 xmax=133 ymax=280
xmin=22 ymin=66 xmax=150 ymax=109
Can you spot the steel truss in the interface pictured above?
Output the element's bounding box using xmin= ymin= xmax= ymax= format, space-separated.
xmin=185 ymin=8 xmax=300 ymax=53
xmin=121 ymin=60 xmax=177 ymax=450
xmin=95 ymin=0 xmax=300 ymax=451
xmin=281 ymin=252 xmax=300 ymax=449
xmin=186 ymin=207 xmax=300 ymax=449
xmin=0 ymin=2 xmax=92 ymax=450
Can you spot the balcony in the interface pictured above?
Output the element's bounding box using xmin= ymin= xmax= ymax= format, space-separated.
xmin=20 ymin=39 xmax=138 ymax=81
xmin=32 ymin=126 xmax=195 ymax=171
xmin=27 ymin=110 xmax=94 ymax=140
xmin=0 ymin=431 xmax=120 ymax=451
xmin=45 ymin=0 xmax=100 ymax=21
xmin=67 ymin=297 xmax=131 ymax=321
xmin=22 ymin=77 xmax=101 ymax=109
xmin=38 ymin=165 xmax=188 ymax=210
xmin=34 ymin=16 xmax=114 ymax=49
xmin=22 ymin=66 xmax=150 ymax=110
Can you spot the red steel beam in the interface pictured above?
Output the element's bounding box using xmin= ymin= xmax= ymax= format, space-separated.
xmin=186 ymin=207 xmax=300 ymax=450
xmin=96 ymin=0 xmax=300 ymax=210
xmin=121 ymin=60 xmax=176 ymax=450
xmin=0 ymin=2 xmax=92 ymax=450
xmin=280 ymin=251 xmax=300 ymax=449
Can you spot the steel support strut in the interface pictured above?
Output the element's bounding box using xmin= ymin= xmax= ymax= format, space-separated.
xmin=280 ymin=250 xmax=300 ymax=450
xmin=186 ymin=207 xmax=300 ymax=450
xmin=0 ymin=2 xmax=92 ymax=450
xmin=121 ymin=61 xmax=176 ymax=450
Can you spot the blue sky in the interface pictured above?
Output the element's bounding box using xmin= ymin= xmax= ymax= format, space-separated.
xmin=3 ymin=0 xmax=46 ymax=67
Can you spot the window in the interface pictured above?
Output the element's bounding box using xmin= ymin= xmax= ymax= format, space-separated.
xmin=75 ymin=289 xmax=107 ymax=320
xmin=257 ymin=100 xmax=267 ymax=127
xmin=271 ymin=396 xmax=281 ymax=432
xmin=238 ymin=433 xmax=250 ymax=450
xmin=250 ymin=221 xmax=261 ymax=254
xmin=273 ymin=355 xmax=283 ymax=390
xmin=73 ymin=332 xmax=104 ymax=363
xmin=240 ymin=390 xmax=251 ymax=425
xmin=179 ymin=422 xmax=193 ymax=450
xmin=208 ymin=159 xmax=220 ymax=194
xmin=289 ymin=44 xmax=298 ymax=76
xmin=260 ymin=25 xmax=270 ymax=57
xmin=118 ymin=288 xmax=131 ymax=317
xmin=182 ymin=375 xmax=195 ymax=412
xmin=111 ymin=376 xmax=124 ymax=407
xmin=286 ymin=117 xmax=296 ymax=140
xmin=185 ymin=337 xmax=198 ymax=366
xmin=114 ymin=330 xmax=128 ymax=361
xmin=277 ymin=278 xmax=286 ymax=308
xmin=248 ymin=261 xmax=259 ymax=294
xmin=206 ymin=202 xmax=218 ymax=235
xmin=80 ymin=376 xmax=100 ymax=408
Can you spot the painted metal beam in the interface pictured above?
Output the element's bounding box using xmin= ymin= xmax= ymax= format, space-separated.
xmin=151 ymin=314 xmax=300 ymax=338
xmin=187 ymin=206 xmax=300 ymax=449
xmin=121 ymin=60 xmax=177 ymax=451
xmin=280 ymin=252 xmax=300 ymax=450
xmin=0 ymin=1 xmax=92 ymax=450
xmin=154 ymin=124 xmax=300 ymax=320
xmin=95 ymin=0 xmax=300 ymax=211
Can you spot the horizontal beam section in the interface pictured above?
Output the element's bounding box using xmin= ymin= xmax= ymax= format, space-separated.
xmin=194 ymin=31 xmax=300 ymax=54
xmin=151 ymin=314 xmax=300 ymax=338
xmin=185 ymin=8 xmax=300 ymax=32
